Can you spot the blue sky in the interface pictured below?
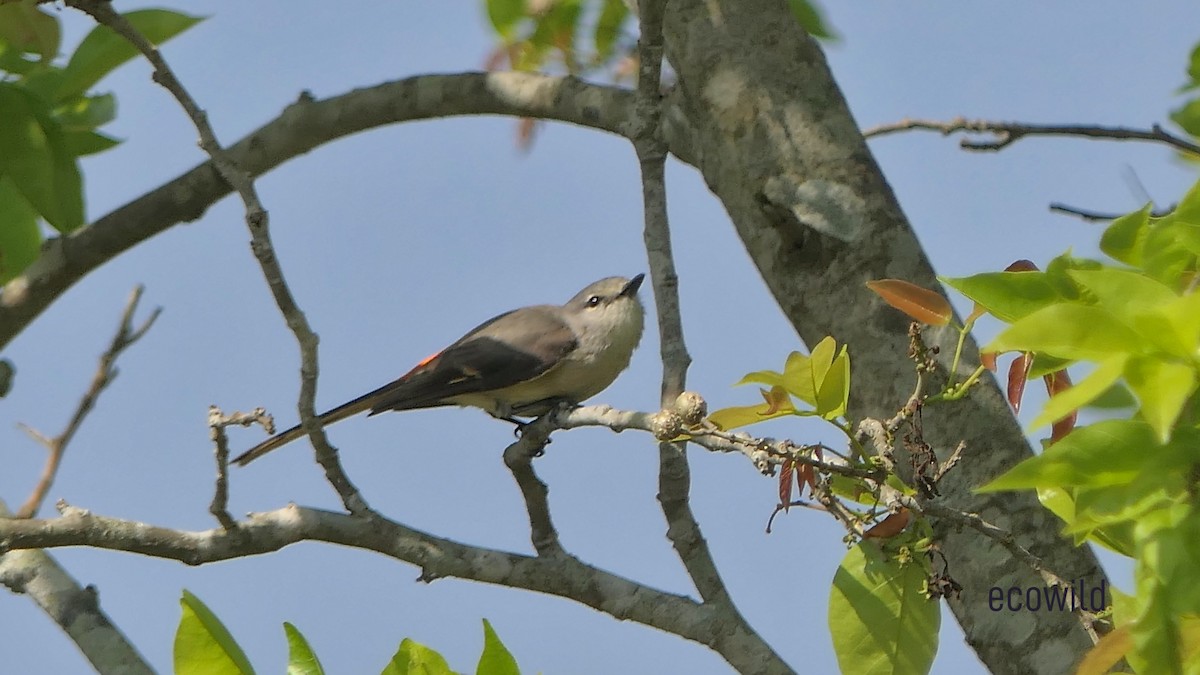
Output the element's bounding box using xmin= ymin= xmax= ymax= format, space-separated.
xmin=2 ymin=2 xmax=1198 ymax=673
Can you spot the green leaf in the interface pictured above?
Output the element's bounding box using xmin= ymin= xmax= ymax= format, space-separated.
xmin=986 ymin=304 xmax=1142 ymax=361
xmin=284 ymin=623 xmax=324 ymax=675
xmin=1130 ymin=503 xmax=1198 ymax=673
xmin=1066 ymin=268 xmax=1176 ymax=322
xmin=528 ymin=0 xmax=581 ymax=51
xmin=0 ymin=43 xmax=40 ymax=75
xmin=485 ymin=0 xmax=525 ymax=40
xmin=0 ymin=1 xmax=60 ymax=60
xmin=20 ymin=65 xmax=64 ymax=102
xmin=979 ymin=420 xmax=1160 ymax=491
xmin=808 ymin=336 xmax=836 ymax=389
xmin=816 ymin=346 xmax=850 ymax=420
xmin=787 ymin=0 xmax=837 ymax=40
xmin=1027 ymin=353 xmax=1073 ymax=379
xmin=734 ymin=369 xmax=785 ymax=389
xmin=707 ymin=399 xmax=797 ymax=431
xmin=593 ymin=0 xmax=628 ymax=60
xmin=940 ymin=271 xmax=1063 ymax=323
xmin=1044 ymin=253 xmax=1102 ymax=300
xmin=1133 ymin=291 xmax=1200 ymax=358
xmin=62 ymin=130 xmax=120 ymax=157
xmin=829 ymin=543 xmax=939 ymax=675
xmin=1086 ymin=381 xmax=1137 ymax=409
xmin=174 ymin=589 xmax=255 ymax=675
xmin=1170 ymin=98 xmax=1200 ymax=138
xmin=1123 ymin=356 xmax=1196 ymax=443
xmin=55 ymin=93 xmax=117 ymax=131
xmin=1100 ymin=205 xmax=1152 ymax=266
xmin=1070 ymin=474 xmax=1185 ymax=535
xmin=1141 ymin=218 xmax=1200 ymax=288
xmin=1170 ymin=176 xmax=1200 ymax=224
xmin=381 ymin=638 xmax=455 ymax=675
xmin=476 ymin=619 xmax=519 ymax=675
xmin=0 ymin=84 xmax=84 ymax=232
xmin=0 ymin=174 xmax=43 ymax=283
xmin=1030 ymin=355 xmax=1126 ymax=432
xmin=782 ymin=350 xmax=817 ymax=405
xmin=1037 ymin=486 xmax=1135 ymax=556
xmin=57 ymin=9 xmax=205 ymax=101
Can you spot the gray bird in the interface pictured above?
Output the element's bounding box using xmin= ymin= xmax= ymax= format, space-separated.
xmin=233 ymin=275 xmax=645 ymax=466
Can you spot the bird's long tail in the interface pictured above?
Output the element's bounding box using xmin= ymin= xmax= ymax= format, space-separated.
xmin=232 ymin=385 xmax=392 ymax=466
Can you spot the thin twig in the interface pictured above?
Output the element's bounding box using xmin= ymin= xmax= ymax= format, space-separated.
xmin=912 ymin=498 xmax=1101 ymax=643
xmin=207 ymin=406 xmax=274 ymax=529
xmin=863 ymin=117 xmax=1200 ymax=156
xmin=1048 ymin=202 xmax=1174 ymax=222
xmin=15 ymin=286 xmax=160 ymax=519
xmin=66 ymin=0 xmax=369 ymax=514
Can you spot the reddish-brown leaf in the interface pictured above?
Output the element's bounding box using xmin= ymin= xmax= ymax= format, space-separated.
xmin=980 ymin=351 xmax=998 ymax=372
xmin=863 ymin=508 xmax=912 ymax=539
xmin=797 ymin=463 xmax=816 ymax=497
xmin=866 ymin=279 xmax=952 ymax=326
xmin=779 ymin=460 xmax=794 ymax=512
xmin=1006 ymin=352 xmax=1034 ymax=414
xmin=1044 ymin=370 xmax=1077 ymax=442
xmin=516 ymin=117 xmax=538 ymax=152
xmin=1005 ymin=259 xmax=1040 ymax=272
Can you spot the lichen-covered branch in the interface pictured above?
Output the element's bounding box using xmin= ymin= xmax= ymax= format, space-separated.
xmin=0 ymin=500 xmax=154 ymax=675
xmin=0 ymin=501 xmax=778 ymax=673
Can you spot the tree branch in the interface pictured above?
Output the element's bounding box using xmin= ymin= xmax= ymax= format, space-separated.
xmin=15 ymin=285 xmax=160 ymax=519
xmin=0 ymin=501 xmax=784 ymax=673
xmin=633 ymin=4 xmax=790 ymax=673
xmin=634 ymin=0 xmax=720 ymax=601
xmin=66 ymin=0 xmax=369 ymax=514
xmin=863 ymin=116 xmax=1200 ymax=155
xmin=502 ymin=415 xmax=564 ymax=556
xmin=0 ymin=499 xmax=154 ymax=675
xmin=0 ymin=71 xmax=649 ymax=353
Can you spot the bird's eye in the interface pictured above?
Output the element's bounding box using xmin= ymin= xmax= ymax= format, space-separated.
xmin=587 ymin=295 xmax=601 ymax=307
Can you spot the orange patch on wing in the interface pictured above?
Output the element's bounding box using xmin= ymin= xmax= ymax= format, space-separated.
xmin=401 ymin=351 xmax=442 ymax=379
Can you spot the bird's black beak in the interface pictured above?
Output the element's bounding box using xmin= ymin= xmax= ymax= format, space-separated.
xmin=621 ymin=274 xmax=645 ymax=298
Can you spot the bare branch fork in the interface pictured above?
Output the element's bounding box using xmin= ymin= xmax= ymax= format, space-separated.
xmin=65 ymin=0 xmax=370 ymax=515
xmin=863 ymin=116 xmax=1200 ymax=155
xmin=15 ymin=285 xmax=160 ymax=519
xmin=208 ymin=407 xmax=275 ymax=530
xmin=503 ymin=408 xmax=566 ymax=557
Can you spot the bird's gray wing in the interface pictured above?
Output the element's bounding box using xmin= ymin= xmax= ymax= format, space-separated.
xmin=367 ymin=305 xmax=577 ymax=413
